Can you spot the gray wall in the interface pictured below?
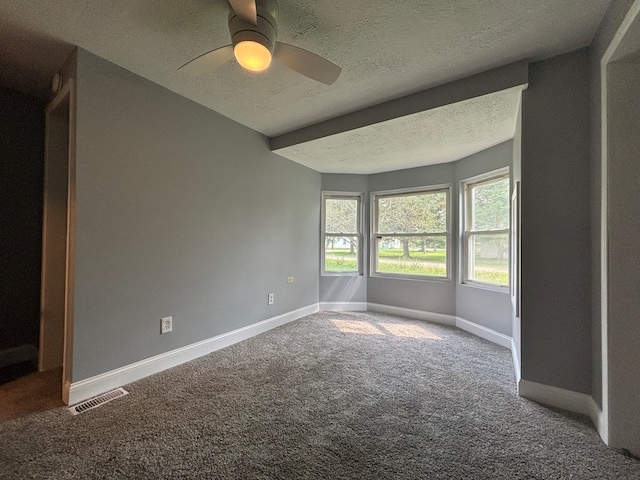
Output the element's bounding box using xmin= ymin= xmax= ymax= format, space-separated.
xmin=320 ymin=174 xmax=368 ymax=303
xmin=521 ymin=49 xmax=592 ymax=394
xmin=454 ymin=142 xmax=513 ymax=336
xmin=72 ymin=50 xmax=320 ymax=381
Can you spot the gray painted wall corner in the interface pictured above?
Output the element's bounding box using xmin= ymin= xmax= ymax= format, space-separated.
xmin=521 ymin=48 xmax=592 ymax=394
xmin=72 ymin=50 xmax=321 ymax=381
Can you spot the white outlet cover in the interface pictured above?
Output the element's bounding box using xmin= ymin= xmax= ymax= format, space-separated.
xmin=161 ymin=316 xmax=172 ymax=334
xmin=268 ymin=293 xmax=274 ymax=305
xmin=287 ymin=276 xmax=294 ymax=283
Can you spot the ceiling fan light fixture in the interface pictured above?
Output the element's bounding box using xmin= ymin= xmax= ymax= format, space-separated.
xmin=234 ymin=40 xmax=272 ymax=72
xmin=180 ymin=0 xmax=342 ymax=85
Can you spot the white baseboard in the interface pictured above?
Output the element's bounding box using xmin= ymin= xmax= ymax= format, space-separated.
xmin=364 ymin=304 xmax=512 ymax=350
xmin=510 ymin=337 xmax=521 ymax=383
xmin=455 ymin=317 xmax=512 ymax=349
xmin=589 ymin=397 xmax=608 ymax=444
xmin=366 ymin=303 xmax=457 ymax=326
xmin=68 ymin=303 xmax=319 ymax=406
xmin=319 ymin=301 xmax=368 ymax=312
xmin=518 ymin=379 xmax=592 ymax=417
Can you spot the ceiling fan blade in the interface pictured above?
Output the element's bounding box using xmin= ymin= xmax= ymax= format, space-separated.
xmin=274 ymin=43 xmax=341 ymax=85
xmin=229 ymin=0 xmax=258 ymax=25
xmin=179 ymin=45 xmax=235 ymax=76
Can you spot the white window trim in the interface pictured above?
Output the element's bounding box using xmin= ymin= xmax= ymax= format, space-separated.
xmin=460 ymin=168 xmax=510 ymax=292
xmin=321 ymin=192 xmax=364 ymax=276
xmin=370 ymin=184 xmax=451 ymax=282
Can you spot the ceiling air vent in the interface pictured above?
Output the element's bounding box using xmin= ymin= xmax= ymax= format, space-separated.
xmin=68 ymin=388 xmax=129 ymax=415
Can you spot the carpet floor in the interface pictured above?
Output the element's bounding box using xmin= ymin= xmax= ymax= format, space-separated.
xmin=1 ymin=311 xmax=639 ymax=479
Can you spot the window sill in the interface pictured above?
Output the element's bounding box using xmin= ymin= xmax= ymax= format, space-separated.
xmin=370 ymin=273 xmax=451 ymax=284
xmin=459 ymin=281 xmax=509 ymax=294
xmin=321 ymin=272 xmax=363 ymax=277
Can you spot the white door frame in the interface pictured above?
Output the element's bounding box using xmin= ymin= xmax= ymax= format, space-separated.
xmin=599 ymin=0 xmax=640 ymax=446
xmin=40 ymin=79 xmax=76 ymax=405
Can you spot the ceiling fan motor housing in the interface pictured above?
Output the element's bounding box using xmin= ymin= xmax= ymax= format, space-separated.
xmin=229 ymin=0 xmax=279 ymax=55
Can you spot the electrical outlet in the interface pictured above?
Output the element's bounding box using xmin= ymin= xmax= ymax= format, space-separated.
xmin=161 ymin=316 xmax=172 ymax=334
xmin=268 ymin=293 xmax=275 ymax=305
xmin=287 ymin=276 xmax=294 ymax=283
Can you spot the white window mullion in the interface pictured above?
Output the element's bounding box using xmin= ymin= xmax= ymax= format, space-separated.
xmin=467 ymin=228 xmax=509 ymax=236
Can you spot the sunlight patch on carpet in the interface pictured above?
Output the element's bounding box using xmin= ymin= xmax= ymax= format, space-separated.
xmin=331 ymin=319 xmax=441 ymax=339
xmin=331 ymin=319 xmax=384 ymax=335
xmin=377 ymin=322 xmax=441 ymax=339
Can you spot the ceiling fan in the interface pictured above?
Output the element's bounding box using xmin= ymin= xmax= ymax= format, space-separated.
xmin=179 ymin=0 xmax=341 ymax=85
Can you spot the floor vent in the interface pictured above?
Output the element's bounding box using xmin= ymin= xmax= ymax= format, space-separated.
xmin=68 ymin=388 xmax=129 ymax=415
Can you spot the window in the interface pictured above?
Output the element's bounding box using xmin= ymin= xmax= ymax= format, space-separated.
xmin=372 ymin=186 xmax=450 ymax=279
xmin=322 ymin=193 xmax=362 ymax=275
xmin=463 ymin=170 xmax=510 ymax=287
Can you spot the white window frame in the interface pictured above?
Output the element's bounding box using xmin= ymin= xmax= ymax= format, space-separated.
xmin=370 ymin=185 xmax=451 ymax=282
xmin=461 ymin=168 xmax=510 ymax=291
xmin=321 ymin=192 xmax=363 ymax=276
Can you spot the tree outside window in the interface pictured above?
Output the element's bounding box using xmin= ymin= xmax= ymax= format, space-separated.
xmin=372 ymin=187 xmax=450 ymax=279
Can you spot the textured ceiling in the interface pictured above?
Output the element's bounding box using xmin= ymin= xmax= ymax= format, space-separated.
xmin=0 ymin=0 xmax=611 ymax=173
xmin=274 ymin=87 xmax=523 ymax=174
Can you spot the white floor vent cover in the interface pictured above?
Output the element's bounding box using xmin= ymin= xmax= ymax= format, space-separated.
xmin=68 ymin=388 xmax=129 ymax=415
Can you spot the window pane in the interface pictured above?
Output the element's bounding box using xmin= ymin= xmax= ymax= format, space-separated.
xmin=376 ymin=236 xmax=447 ymax=277
xmin=377 ymin=191 xmax=447 ymax=234
xmin=325 ymin=235 xmax=358 ymax=272
xmin=325 ymin=198 xmax=358 ymax=234
xmin=468 ymin=233 xmax=508 ymax=285
xmin=471 ymin=177 xmax=509 ymax=230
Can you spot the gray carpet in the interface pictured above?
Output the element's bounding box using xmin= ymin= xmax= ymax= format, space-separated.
xmin=1 ymin=311 xmax=639 ymax=479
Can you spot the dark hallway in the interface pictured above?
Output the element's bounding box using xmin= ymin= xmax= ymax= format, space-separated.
xmin=0 ymin=87 xmax=45 ymax=385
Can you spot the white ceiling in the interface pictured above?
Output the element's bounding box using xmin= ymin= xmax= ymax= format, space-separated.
xmin=0 ymin=0 xmax=611 ymax=173
xmin=275 ymin=87 xmax=524 ymax=174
